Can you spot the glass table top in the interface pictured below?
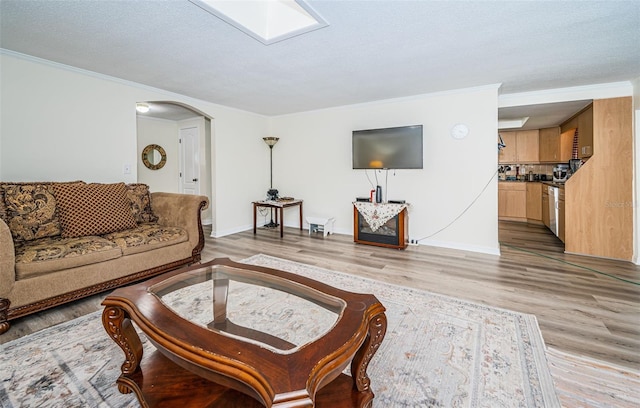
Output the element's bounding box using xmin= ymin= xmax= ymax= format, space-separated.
xmin=148 ymin=264 xmax=345 ymax=354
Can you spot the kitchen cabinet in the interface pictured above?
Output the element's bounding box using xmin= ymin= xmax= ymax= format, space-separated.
xmin=559 ymin=129 xmax=575 ymax=161
xmin=538 ymin=127 xmax=560 ymax=162
xmin=577 ymin=105 xmax=593 ymax=158
xmin=542 ymin=187 xmax=550 ymax=228
xmin=498 ymin=130 xmax=539 ymax=164
xmin=561 ymin=103 xmax=593 ymax=159
xmin=526 ymin=182 xmax=542 ymax=222
xmin=498 ymin=132 xmax=517 ymax=163
xmin=498 ymin=182 xmax=526 ymax=221
xmin=539 ymin=127 xmax=573 ymax=163
xmin=558 ymin=188 xmax=565 ymax=243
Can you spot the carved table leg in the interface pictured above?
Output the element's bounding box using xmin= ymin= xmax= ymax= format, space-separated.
xmin=102 ymin=305 xmax=144 ymax=394
xmin=0 ymin=298 xmax=10 ymax=335
xmin=350 ymin=310 xmax=387 ymax=406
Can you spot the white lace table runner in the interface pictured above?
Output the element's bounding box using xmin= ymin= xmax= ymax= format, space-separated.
xmin=354 ymin=202 xmax=408 ymax=232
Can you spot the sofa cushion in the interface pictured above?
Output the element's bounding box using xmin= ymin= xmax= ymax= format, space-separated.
xmin=1 ymin=182 xmax=73 ymax=242
xmin=126 ymin=183 xmax=158 ymax=223
xmin=14 ymin=236 xmax=122 ymax=279
xmin=102 ymin=223 xmax=188 ymax=256
xmin=54 ymin=182 xmax=137 ymax=238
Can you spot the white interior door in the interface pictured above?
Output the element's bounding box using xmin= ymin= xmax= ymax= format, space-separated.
xmin=179 ymin=126 xmax=200 ymax=195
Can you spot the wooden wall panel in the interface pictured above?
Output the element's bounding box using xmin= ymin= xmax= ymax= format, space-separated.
xmin=565 ymin=97 xmax=633 ymax=260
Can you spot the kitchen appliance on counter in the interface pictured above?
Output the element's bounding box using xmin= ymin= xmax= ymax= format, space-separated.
xmin=553 ymin=164 xmax=569 ymax=183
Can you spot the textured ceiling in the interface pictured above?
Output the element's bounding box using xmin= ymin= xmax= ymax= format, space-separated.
xmin=1 ymin=0 xmax=639 ymax=119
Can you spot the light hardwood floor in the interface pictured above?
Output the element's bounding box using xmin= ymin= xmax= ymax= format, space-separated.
xmin=2 ymin=221 xmax=639 ymax=372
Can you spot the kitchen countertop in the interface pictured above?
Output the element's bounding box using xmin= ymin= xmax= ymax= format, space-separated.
xmin=499 ymin=180 xmax=565 ymax=188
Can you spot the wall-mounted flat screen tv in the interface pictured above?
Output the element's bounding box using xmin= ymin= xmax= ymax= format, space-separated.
xmin=352 ymin=125 xmax=423 ymax=169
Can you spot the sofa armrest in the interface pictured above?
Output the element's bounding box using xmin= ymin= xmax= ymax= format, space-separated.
xmin=0 ymin=218 xmax=16 ymax=298
xmin=151 ymin=192 xmax=209 ymax=259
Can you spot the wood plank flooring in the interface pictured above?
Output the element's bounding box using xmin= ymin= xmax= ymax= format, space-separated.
xmin=2 ymin=221 xmax=639 ymax=372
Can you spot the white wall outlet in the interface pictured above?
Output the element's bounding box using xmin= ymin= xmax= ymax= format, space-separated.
xmin=123 ymin=163 xmax=131 ymax=174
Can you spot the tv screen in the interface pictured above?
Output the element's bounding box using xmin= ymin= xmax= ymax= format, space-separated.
xmin=352 ymin=125 xmax=423 ymax=169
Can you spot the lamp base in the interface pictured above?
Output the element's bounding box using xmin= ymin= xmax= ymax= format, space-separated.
xmin=264 ymin=220 xmax=280 ymax=228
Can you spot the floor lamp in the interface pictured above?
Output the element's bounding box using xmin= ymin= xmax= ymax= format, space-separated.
xmin=263 ymin=136 xmax=279 ymax=228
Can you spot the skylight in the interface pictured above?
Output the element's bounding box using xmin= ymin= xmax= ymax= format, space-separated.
xmin=189 ymin=0 xmax=329 ymax=45
xmin=498 ymin=117 xmax=530 ymax=129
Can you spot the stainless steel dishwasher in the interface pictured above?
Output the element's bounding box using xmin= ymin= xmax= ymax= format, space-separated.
xmin=548 ymin=185 xmax=559 ymax=237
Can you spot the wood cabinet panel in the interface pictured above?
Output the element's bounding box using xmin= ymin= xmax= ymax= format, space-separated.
xmin=526 ymin=182 xmax=542 ymax=221
xmin=498 ymin=182 xmax=526 ymax=220
xmin=564 ymin=97 xmax=633 ymax=260
xmin=539 ymin=127 xmax=560 ymax=162
xmin=577 ymin=105 xmax=593 ymax=158
xmin=558 ymin=196 xmax=565 ymax=243
xmin=542 ymin=189 xmax=550 ymax=228
xmin=561 ymin=104 xmax=593 ymax=159
xmin=498 ymin=131 xmax=517 ymax=163
xmin=561 ymin=115 xmax=578 ymax=133
xmin=516 ymin=130 xmax=539 ymax=163
xmin=559 ymin=129 xmax=575 ymax=162
xmin=498 ymin=130 xmax=539 ymax=164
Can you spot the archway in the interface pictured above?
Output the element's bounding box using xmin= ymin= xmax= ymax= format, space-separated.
xmin=135 ymin=101 xmax=214 ymax=226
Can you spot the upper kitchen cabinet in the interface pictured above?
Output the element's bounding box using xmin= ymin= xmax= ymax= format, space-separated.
xmin=561 ymin=104 xmax=593 ymax=159
xmin=577 ymin=105 xmax=593 ymax=158
xmin=498 ymin=130 xmax=539 ymax=164
xmin=540 ymin=127 xmax=575 ymax=163
xmin=538 ymin=127 xmax=559 ymax=162
xmin=538 ymin=127 xmax=573 ymax=163
xmin=498 ymin=131 xmax=517 ymax=163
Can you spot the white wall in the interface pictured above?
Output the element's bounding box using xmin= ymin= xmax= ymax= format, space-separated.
xmin=0 ymin=52 xmax=269 ymax=239
xmin=1 ymin=54 xmax=139 ymax=183
xmin=269 ymin=86 xmax=501 ymax=254
xmin=137 ymin=116 xmax=180 ymax=192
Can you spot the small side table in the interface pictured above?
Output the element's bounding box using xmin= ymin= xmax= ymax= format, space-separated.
xmin=253 ymin=199 xmax=303 ymax=238
xmin=307 ymin=216 xmax=335 ymax=237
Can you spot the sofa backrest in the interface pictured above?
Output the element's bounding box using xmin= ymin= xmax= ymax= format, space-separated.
xmin=0 ymin=181 xmax=157 ymax=243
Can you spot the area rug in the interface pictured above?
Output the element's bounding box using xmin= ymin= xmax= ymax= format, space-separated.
xmin=0 ymin=254 xmax=559 ymax=407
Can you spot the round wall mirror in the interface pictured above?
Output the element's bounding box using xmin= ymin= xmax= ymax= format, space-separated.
xmin=142 ymin=144 xmax=167 ymax=170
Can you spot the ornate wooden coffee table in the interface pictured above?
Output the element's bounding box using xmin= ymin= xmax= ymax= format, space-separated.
xmin=102 ymin=257 xmax=387 ymax=407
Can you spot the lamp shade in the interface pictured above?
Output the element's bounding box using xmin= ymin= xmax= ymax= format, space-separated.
xmin=263 ymin=137 xmax=279 ymax=147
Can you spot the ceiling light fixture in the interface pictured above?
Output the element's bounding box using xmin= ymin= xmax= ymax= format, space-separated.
xmin=136 ymin=103 xmax=150 ymax=113
xmin=189 ymin=0 xmax=328 ymax=45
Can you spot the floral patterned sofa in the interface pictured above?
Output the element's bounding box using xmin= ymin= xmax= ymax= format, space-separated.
xmin=0 ymin=181 xmax=209 ymax=335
